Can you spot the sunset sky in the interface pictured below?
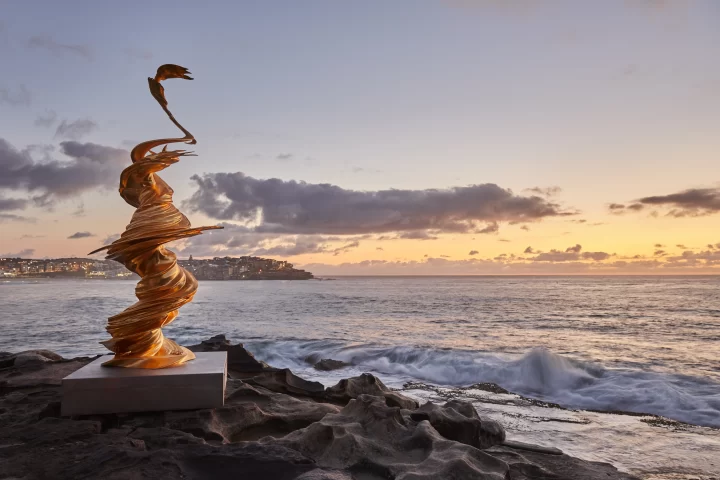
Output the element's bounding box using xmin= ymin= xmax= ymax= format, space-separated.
xmin=1 ymin=0 xmax=719 ymax=274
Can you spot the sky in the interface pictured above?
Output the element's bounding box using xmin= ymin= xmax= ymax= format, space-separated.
xmin=1 ymin=0 xmax=719 ymax=275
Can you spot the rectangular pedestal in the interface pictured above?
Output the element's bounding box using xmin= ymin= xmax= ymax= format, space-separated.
xmin=61 ymin=352 xmax=227 ymax=416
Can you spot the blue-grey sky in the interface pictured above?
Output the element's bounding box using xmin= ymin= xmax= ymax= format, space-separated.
xmin=1 ymin=0 xmax=719 ymax=274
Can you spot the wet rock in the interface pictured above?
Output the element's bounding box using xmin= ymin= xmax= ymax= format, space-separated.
xmin=409 ymin=399 xmax=505 ymax=449
xmin=313 ymin=359 xmax=349 ymax=371
xmin=188 ymin=334 xmax=271 ymax=374
xmin=502 ymin=439 xmax=563 ymax=455
xmin=325 ymin=373 xmax=419 ymax=409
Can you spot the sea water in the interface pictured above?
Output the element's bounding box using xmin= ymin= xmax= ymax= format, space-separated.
xmin=1 ymin=276 xmax=719 ymax=478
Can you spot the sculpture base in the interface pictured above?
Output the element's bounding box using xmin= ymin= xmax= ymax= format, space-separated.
xmin=61 ymin=352 xmax=227 ymax=416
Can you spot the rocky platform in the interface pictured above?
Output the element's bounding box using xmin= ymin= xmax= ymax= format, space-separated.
xmin=0 ymin=336 xmax=639 ymax=480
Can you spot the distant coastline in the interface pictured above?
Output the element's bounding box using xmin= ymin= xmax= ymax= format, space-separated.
xmin=0 ymin=255 xmax=313 ymax=281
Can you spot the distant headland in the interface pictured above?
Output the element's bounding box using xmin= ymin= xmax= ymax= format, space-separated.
xmin=0 ymin=255 xmax=313 ymax=280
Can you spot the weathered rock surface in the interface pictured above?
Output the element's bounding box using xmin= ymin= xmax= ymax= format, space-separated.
xmin=0 ymin=349 xmax=64 ymax=368
xmin=325 ymin=372 xmax=419 ymax=410
xmin=0 ymin=337 xmax=639 ymax=480
xmin=246 ymin=369 xmax=327 ymax=398
xmin=410 ymin=399 xmax=506 ymax=449
xmin=268 ymin=394 xmax=510 ymax=479
xmin=188 ymin=334 xmax=271 ymax=373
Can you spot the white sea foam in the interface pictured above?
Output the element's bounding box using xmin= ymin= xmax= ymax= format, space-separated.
xmin=245 ymin=339 xmax=720 ymax=428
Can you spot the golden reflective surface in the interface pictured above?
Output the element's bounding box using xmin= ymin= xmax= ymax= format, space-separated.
xmin=89 ymin=65 xmax=222 ymax=368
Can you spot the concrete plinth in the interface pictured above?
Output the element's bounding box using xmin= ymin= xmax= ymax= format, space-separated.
xmin=61 ymin=352 xmax=227 ymax=416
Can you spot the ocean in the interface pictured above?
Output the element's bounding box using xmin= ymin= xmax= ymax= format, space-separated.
xmin=1 ymin=276 xmax=719 ymax=478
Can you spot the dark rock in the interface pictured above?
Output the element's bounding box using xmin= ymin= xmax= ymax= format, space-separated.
xmin=409 ymin=399 xmax=505 ymax=449
xmin=38 ymin=400 xmax=62 ymax=419
xmin=0 ymin=340 xmax=639 ymax=480
xmin=246 ymin=369 xmax=327 ymax=398
xmin=325 ymin=373 xmax=419 ymax=409
xmin=187 ymin=334 xmax=271 ymax=374
xmin=268 ymin=394 xmax=510 ymax=479
xmin=313 ymin=359 xmax=349 ymax=371
xmin=487 ymin=445 xmax=640 ymax=480
xmin=0 ymin=349 xmax=64 ymax=368
xmin=164 ymin=380 xmax=339 ymax=443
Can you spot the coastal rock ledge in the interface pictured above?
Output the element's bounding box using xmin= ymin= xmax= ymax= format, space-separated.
xmin=0 ymin=337 xmax=639 ymax=480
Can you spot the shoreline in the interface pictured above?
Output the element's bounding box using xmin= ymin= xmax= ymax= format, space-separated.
xmin=2 ymin=337 xmax=718 ymax=478
xmin=1 ymin=336 xmax=645 ymax=480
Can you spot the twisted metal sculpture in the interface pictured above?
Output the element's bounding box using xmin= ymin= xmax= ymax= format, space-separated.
xmin=89 ymin=64 xmax=222 ymax=369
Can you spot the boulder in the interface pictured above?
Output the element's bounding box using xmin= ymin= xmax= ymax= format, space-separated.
xmin=246 ymin=369 xmax=326 ymax=398
xmin=268 ymin=394 xmax=510 ymax=479
xmin=487 ymin=445 xmax=640 ymax=480
xmin=0 ymin=349 xmax=64 ymax=368
xmin=325 ymin=373 xmax=419 ymax=409
xmin=409 ymin=399 xmax=505 ymax=449
xmin=187 ymin=334 xmax=271 ymax=374
xmin=313 ymin=359 xmax=349 ymax=371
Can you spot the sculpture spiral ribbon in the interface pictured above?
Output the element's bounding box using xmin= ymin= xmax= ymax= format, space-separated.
xmin=89 ymin=65 xmax=222 ymax=369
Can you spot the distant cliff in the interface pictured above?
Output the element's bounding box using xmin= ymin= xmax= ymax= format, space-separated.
xmin=178 ymin=255 xmax=313 ymax=280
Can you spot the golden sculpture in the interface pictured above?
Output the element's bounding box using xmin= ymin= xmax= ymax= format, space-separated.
xmin=89 ymin=64 xmax=222 ymax=369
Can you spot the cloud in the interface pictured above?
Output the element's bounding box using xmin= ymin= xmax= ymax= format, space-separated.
xmin=332 ymin=241 xmax=360 ymax=256
xmin=530 ymin=244 xmax=610 ymax=262
xmin=611 ymin=187 xmax=720 ymax=217
xmin=0 ymin=85 xmax=31 ymax=107
xmin=34 ymin=110 xmax=57 ymax=127
xmin=275 ymin=153 xmax=293 ymax=161
xmin=251 ymin=239 xmax=328 ymax=257
xmin=398 ymin=231 xmax=439 ymax=240
xmin=174 ymin=222 xmax=368 ymax=259
xmin=654 ymin=243 xmax=665 ymax=248
xmin=637 ymin=188 xmax=720 ymax=217
xmin=27 ymin=35 xmax=93 ymax=60
xmin=581 ymin=251 xmax=611 ymax=261
xmin=55 ymin=118 xmax=98 ymax=140
xmin=469 ymin=250 xmax=479 ymax=256
xmin=0 ymin=195 xmax=28 ymax=211
xmin=608 ymin=202 xmax=645 ymax=214
xmin=477 ymin=222 xmax=499 ymax=234
xmin=676 ymin=244 xmax=687 ymax=249
xmin=533 ymin=250 xmax=580 ymax=262
xmin=0 ymin=213 xmax=36 ymax=223
xmin=654 ymin=250 xmax=666 ymax=257
xmin=0 ymin=248 xmax=35 ymax=258
xmin=524 ymin=186 xmax=562 ymax=197
xmin=664 ymin=248 xmax=720 ymax=267
xmin=520 ymin=225 xmax=530 ymax=231
xmin=102 ymin=233 xmax=121 ymax=244
xmin=0 ymin=138 xmax=127 ymax=204
xmin=565 ymin=244 xmax=582 ymax=253
xmin=499 ymin=238 xmax=511 ymax=242
xmin=68 ymin=231 xmax=94 ymax=239
xmin=376 ymin=247 xmax=384 ymax=251
xmin=184 ymin=173 xmax=574 ymax=236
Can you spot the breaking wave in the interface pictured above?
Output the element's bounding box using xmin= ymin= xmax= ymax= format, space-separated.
xmin=244 ymin=339 xmax=720 ymax=428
